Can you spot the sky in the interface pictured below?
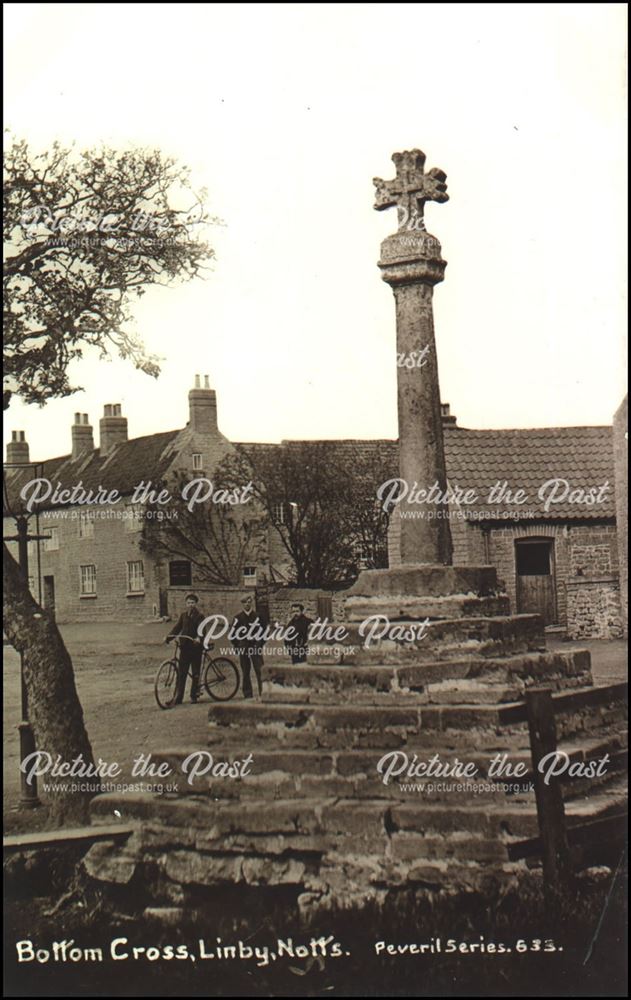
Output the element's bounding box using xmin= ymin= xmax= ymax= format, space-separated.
xmin=3 ymin=3 xmax=628 ymax=460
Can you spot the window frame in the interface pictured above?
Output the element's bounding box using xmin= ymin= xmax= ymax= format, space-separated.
xmin=44 ymin=526 xmax=60 ymax=551
xmin=124 ymin=503 xmax=144 ymax=533
xmin=168 ymin=559 xmax=192 ymax=587
xmin=242 ymin=565 xmax=257 ymax=588
xmin=78 ymin=509 xmax=95 ymax=539
xmin=270 ymin=502 xmax=285 ymax=525
xmin=126 ymin=559 xmax=145 ymax=595
xmin=79 ymin=563 xmax=97 ymax=598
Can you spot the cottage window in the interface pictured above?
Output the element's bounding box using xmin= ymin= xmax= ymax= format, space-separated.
xmin=78 ymin=510 xmax=95 ymax=539
xmin=124 ymin=503 xmax=144 ymax=532
xmin=80 ymin=564 xmax=97 ymax=596
xmin=192 ymin=453 xmax=204 ymax=471
xmin=44 ymin=527 xmax=60 ymax=551
xmin=127 ymin=560 xmax=145 ymax=594
xmin=243 ymin=566 xmax=257 ymax=588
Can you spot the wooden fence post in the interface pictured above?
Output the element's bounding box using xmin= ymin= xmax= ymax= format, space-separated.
xmin=525 ymin=687 xmax=572 ymax=906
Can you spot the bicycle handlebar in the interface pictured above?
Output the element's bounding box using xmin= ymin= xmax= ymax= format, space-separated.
xmin=166 ymin=634 xmax=214 ymax=650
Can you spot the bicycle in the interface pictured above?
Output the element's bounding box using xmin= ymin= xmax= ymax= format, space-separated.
xmin=154 ymin=636 xmax=240 ymax=710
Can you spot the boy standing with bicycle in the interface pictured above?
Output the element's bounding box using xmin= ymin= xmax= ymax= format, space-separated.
xmin=165 ymin=593 xmax=205 ymax=704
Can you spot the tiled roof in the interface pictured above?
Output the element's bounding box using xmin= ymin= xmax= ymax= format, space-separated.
xmin=240 ymin=425 xmax=616 ymax=520
xmin=4 ymin=430 xmax=179 ymax=513
xmin=4 ymin=425 xmax=615 ymax=521
xmin=443 ymin=425 xmax=615 ymax=520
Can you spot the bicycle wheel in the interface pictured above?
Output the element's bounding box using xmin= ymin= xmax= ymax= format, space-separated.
xmin=204 ymin=657 xmax=240 ymax=701
xmin=154 ymin=659 xmax=179 ymax=709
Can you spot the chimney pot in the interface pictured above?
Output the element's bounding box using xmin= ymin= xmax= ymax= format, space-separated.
xmin=188 ymin=377 xmax=218 ymax=435
xmin=71 ymin=414 xmax=94 ymax=459
xmin=100 ymin=403 xmax=128 ymax=455
xmin=6 ymin=431 xmax=30 ymax=464
xmin=441 ymin=402 xmax=457 ymax=427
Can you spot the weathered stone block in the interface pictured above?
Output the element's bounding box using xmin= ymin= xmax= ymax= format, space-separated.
xmin=345 ymin=565 xmax=499 ymax=599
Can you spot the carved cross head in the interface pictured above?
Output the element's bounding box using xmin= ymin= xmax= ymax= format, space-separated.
xmin=373 ymin=149 xmax=448 ymax=231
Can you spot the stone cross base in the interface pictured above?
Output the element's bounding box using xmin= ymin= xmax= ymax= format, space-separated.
xmin=85 ymin=598 xmax=627 ymax=916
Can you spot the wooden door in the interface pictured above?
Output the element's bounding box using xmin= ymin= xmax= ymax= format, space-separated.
xmin=515 ymin=539 xmax=557 ymax=625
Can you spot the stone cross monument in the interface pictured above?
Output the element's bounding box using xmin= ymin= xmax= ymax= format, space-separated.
xmin=374 ymin=149 xmax=453 ymax=565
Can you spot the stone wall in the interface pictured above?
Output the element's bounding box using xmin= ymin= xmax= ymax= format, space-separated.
xmin=486 ymin=521 xmax=621 ymax=636
xmin=566 ymin=578 xmax=624 ymax=639
xmin=268 ymin=587 xmax=347 ymax=625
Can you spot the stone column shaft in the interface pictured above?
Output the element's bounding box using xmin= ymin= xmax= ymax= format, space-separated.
xmin=392 ymin=279 xmax=452 ymax=564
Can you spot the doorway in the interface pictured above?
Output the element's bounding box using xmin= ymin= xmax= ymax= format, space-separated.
xmin=43 ymin=575 xmax=56 ymax=615
xmin=515 ymin=538 xmax=557 ymax=625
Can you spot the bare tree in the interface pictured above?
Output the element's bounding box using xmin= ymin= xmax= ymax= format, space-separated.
xmin=140 ymin=467 xmax=267 ymax=587
xmin=218 ymin=442 xmax=393 ymax=588
xmin=3 ymin=138 xmax=216 ymax=824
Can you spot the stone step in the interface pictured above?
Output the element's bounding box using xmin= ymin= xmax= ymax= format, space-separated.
xmin=207 ymin=701 xmax=518 ymax=752
xmin=344 ymin=593 xmax=510 ymax=622
xmin=345 ymin=565 xmax=501 ymax=600
xmin=90 ymin=775 xmax=627 ymax=858
xmin=147 ymin=730 xmax=626 ymax=805
xmin=90 ymin=790 xmax=538 ymax=843
xmin=261 ymin=649 xmax=593 ymax=705
xmin=341 ymin=614 xmax=545 ymax=666
xmin=207 ymin=684 xmax=625 ymax=752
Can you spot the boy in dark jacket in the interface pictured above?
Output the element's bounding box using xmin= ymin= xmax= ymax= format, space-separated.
xmin=285 ymin=602 xmax=314 ymax=664
xmin=165 ymin=593 xmax=205 ymax=704
xmin=231 ymin=594 xmax=267 ymax=699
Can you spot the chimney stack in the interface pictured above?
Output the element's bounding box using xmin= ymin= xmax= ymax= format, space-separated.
xmin=188 ymin=374 xmax=218 ymax=434
xmin=6 ymin=430 xmax=30 ymax=465
xmin=100 ymin=403 xmax=128 ymax=455
xmin=441 ymin=403 xmax=457 ymax=427
xmin=71 ymin=413 xmax=94 ymax=460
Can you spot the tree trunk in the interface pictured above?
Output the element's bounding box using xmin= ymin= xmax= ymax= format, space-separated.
xmin=3 ymin=543 xmax=97 ymax=826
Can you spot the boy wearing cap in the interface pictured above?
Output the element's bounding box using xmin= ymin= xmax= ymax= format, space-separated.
xmin=165 ymin=593 xmax=205 ymax=704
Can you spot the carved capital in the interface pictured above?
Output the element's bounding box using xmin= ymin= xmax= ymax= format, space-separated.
xmin=378 ymin=231 xmax=446 ymax=286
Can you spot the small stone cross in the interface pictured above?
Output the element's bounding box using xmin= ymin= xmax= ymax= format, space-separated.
xmin=373 ymin=149 xmax=448 ymax=231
